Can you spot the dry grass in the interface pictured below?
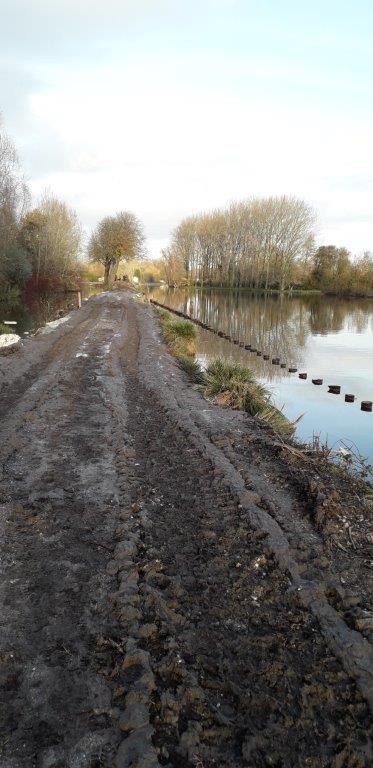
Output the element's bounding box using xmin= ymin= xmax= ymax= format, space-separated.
xmin=205 ymin=358 xmax=294 ymax=436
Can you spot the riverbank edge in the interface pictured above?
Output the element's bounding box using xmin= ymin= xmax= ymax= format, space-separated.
xmin=146 ymin=284 xmax=373 ymax=299
xmin=156 ymin=306 xmax=296 ymax=438
xmin=136 ymin=294 xmax=373 ymax=719
xmin=150 ymin=298 xmax=372 ymax=488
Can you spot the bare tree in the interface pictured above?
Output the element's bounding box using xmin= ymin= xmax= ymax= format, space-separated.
xmin=19 ymin=193 xmax=82 ymax=285
xmin=160 ymin=246 xmax=186 ymax=286
xmin=88 ymin=211 xmax=145 ymax=286
xmin=0 ymin=118 xmax=30 ymax=284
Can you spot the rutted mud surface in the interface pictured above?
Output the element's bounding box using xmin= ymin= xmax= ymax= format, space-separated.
xmin=0 ymin=292 xmax=372 ymax=767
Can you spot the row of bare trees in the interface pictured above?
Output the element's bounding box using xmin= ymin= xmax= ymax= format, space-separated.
xmin=0 ymin=117 xmax=83 ymax=294
xmin=162 ymin=197 xmax=316 ymax=291
xmin=1 ymin=117 xmax=145 ymax=294
xmin=162 ymin=198 xmax=373 ymax=295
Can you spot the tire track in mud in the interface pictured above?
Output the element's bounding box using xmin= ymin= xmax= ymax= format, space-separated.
xmin=0 ymin=291 xmax=372 ymax=767
xmin=116 ymin=301 xmax=372 ymax=767
xmin=0 ymin=295 xmax=131 ymax=766
xmin=0 ymin=299 xmax=104 ymax=421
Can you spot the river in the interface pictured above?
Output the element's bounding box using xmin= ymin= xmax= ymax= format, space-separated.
xmin=151 ymin=287 xmax=373 ymax=469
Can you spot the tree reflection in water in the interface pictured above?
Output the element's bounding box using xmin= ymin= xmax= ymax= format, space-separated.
xmin=151 ymin=288 xmax=373 ymax=382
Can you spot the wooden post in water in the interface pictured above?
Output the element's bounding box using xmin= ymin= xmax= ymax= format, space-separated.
xmin=328 ymin=385 xmax=341 ymax=394
xmin=361 ymin=401 xmax=372 ymax=412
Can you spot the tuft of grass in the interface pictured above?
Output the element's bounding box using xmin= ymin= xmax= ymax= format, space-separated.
xmin=157 ymin=308 xmax=172 ymax=321
xmin=165 ymin=318 xmax=197 ymax=340
xmin=257 ymin=404 xmax=295 ymax=436
xmin=177 ymin=355 xmax=205 ymax=383
xmin=205 ymin=357 xmax=294 ymax=436
xmin=205 ymin=359 xmax=267 ymax=415
xmin=0 ymin=323 xmax=11 ymax=335
xmin=158 ymin=310 xmax=197 ymax=358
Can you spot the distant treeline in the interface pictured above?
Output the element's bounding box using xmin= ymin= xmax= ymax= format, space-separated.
xmin=0 ymin=117 xmax=145 ymax=298
xmin=2 ymin=116 xmax=372 ymax=299
xmin=161 ymin=200 xmax=373 ymax=296
xmin=0 ymin=118 xmax=83 ymax=299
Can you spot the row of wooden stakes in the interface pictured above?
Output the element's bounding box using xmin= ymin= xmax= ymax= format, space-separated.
xmin=150 ymin=299 xmax=373 ymax=412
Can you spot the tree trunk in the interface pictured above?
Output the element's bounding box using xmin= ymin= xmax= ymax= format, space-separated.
xmin=104 ymin=261 xmax=115 ymax=287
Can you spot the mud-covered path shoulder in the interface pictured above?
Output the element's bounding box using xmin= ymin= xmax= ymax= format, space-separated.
xmin=0 ymin=291 xmax=372 ymax=768
xmin=0 ymin=294 xmax=134 ymax=766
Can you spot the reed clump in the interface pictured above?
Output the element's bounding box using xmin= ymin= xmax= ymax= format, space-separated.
xmin=177 ymin=355 xmax=205 ymax=383
xmin=204 ymin=358 xmax=294 ymax=435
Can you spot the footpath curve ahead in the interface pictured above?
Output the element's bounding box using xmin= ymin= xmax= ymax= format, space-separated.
xmin=0 ymin=291 xmax=372 ymax=768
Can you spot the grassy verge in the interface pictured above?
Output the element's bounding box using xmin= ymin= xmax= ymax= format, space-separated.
xmin=157 ymin=308 xmax=294 ymax=436
xmin=158 ymin=309 xmax=196 ymax=355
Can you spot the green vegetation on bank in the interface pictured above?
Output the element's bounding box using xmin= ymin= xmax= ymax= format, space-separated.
xmin=157 ymin=308 xmax=294 ymax=436
xmin=158 ymin=310 xmax=197 ymax=358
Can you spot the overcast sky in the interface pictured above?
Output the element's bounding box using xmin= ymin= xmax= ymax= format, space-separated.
xmin=1 ymin=0 xmax=372 ymax=257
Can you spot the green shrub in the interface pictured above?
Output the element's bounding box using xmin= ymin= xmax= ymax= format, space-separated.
xmin=0 ymin=323 xmax=11 ymax=335
xmin=0 ymin=285 xmax=21 ymax=307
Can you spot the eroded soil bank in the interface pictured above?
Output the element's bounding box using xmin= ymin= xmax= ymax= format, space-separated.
xmin=0 ymin=291 xmax=372 ymax=767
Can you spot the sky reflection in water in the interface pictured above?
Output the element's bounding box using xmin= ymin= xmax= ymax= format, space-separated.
xmin=153 ymin=288 xmax=373 ymax=466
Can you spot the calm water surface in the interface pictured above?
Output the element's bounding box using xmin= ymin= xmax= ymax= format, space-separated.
xmin=0 ymin=285 xmax=103 ymax=335
xmin=152 ymin=288 xmax=373 ymax=467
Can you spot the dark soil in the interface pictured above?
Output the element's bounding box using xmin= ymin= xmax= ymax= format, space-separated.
xmin=0 ymin=291 xmax=372 ymax=767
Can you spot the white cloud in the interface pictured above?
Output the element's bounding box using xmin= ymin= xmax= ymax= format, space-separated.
xmin=2 ymin=2 xmax=372 ymax=256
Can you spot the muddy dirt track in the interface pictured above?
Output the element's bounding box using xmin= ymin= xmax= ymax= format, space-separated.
xmin=0 ymin=291 xmax=372 ymax=768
